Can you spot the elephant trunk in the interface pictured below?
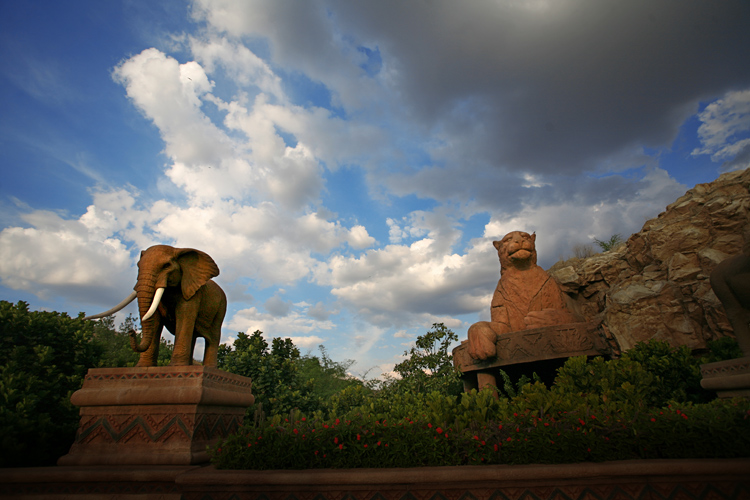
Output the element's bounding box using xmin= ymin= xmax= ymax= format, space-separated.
xmin=132 ymin=270 xmax=166 ymax=353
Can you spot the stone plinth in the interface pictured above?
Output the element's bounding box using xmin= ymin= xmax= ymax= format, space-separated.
xmin=700 ymin=356 xmax=750 ymax=398
xmin=58 ymin=366 xmax=254 ymax=466
xmin=453 ymin=321 xmax=613 ymax=391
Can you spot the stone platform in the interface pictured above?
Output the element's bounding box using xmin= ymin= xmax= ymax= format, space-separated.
xmin=2 ymin=460 xmax=748 ymax=500
xmin=58 ymin=366 xmax=254 ymax=466
xmin=700 ymin=356 xmax=750 ymax=398
xmin=452 ymin=321 xmax=615 ymax=391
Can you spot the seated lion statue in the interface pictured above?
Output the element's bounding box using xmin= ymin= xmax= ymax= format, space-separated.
xmin=468 ymin=231 xmax=582 ymax=360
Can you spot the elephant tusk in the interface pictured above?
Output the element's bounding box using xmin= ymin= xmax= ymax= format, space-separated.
xmin=84 ymin=291 xmax=137 ymax=320
xmin=142 ymin=287 xmax=165 ymax=322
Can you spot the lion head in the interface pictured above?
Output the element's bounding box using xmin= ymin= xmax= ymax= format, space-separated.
xmin=493 ymin=231 xmax=537 ymax=272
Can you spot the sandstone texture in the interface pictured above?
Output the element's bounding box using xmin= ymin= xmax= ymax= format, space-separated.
xmin=549 ymin=168 xmax=750 ymax=353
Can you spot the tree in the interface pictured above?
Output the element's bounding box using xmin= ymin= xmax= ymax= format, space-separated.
xmin=94 ymin=314 xmax=173 ymax=367
xmin=298 ymin=346 xmax=361 ymax=400
xmin=218 ymin=331 xmax=316 ymax=416
xmin=391 ymin=323 xmax=463 ymax=396
xmin=0 ymin=301 xmax=103 ymax=467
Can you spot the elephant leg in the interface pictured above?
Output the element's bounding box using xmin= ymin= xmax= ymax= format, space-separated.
xmin=202 ymin=303 xmax=226 ymax=368
xmin=171 ymin=303 xmax=200 ymax=366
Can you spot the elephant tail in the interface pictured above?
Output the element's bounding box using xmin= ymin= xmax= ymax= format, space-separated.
xmin=128 ymin=329 xmax=150 ymax=353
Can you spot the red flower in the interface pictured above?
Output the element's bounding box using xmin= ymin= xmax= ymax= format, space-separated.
xmin=357 ymin=434 xmax=361 ymax=440
xmin=293 ymin=429 xmax=299 ymax=434
xmin=315 ymin=450 xmax=319 ymax=455
xmin=377 ymin=441 xmax=381 ymax=446
xmin=247 ymin=443 xmax=252 ymax=447
xmin=302 ymin=417 xmax=306 ymax=421
xmin=481 ymin=441 xmax=486 ymax=446
xmin=364 ymin=444 xmax=368 ymax=448
xmin=682 ymin=414 xmax=688 ymax=420
xmin=436 ymin=427 xmax=443 ymax=434
xmin=335 ymin=418 xmax=340 ymax=425
xmin=579 ymin=418 xmax=585 ymax=426
xmin=506 ymin=437 xmax=512 ymax=442
xmin=550 ymin=440 xmax=555 ymax=444
xmin=493 ymin=444 xmax=498 ymax=451
xmin=474 ymin=435 xmax=479 ymax=440
xmin=334 ymin=437 xmax=339 ymax=444
xmin=339 ymin=444 xmax=343 ymax=450
xmin=428 ymin=423 xmax=433 ymax=428
xmin=650 ymin=418 xmax=656 ymax=422
xmin=498 ymin=424 xmax=503 ymax=430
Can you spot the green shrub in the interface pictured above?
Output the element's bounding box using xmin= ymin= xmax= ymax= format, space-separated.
xmin=211 ymin=338 xmax=750 ymax=469
xmin=621 ymin=340 xmax=708 ymax=405
xmin=0 ymin=301 xmax=103 ymax=467
xmin=211 ymin=393 xmax=750 ymax=469
xmin=702 ymin=336 xmax=743 ymax=364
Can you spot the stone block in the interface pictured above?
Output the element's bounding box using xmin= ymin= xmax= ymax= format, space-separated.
xmin=700 ymin=356 xmax=750 ymax=398
xmin=58 ymin=366 xmax=254 ymax=466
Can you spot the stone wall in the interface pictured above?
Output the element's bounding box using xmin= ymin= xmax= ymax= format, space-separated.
xmin=549 ymin=168 xmax=749 ymax=353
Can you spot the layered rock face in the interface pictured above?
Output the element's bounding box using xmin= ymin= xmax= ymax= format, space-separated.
xmin=550 ymin=168 xmax=749 ymax=353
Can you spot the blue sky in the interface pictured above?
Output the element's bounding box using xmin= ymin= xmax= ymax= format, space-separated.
xmin=1 ymin=0 xmax=749 ymax=378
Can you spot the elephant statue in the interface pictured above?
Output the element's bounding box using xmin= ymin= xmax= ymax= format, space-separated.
xmin=85 ymin=245 xmax=227 ymax=367
xmin=710 ymin=235 xmax=750 ymax=356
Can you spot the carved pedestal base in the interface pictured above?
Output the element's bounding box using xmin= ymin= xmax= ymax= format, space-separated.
xmin=453 ymin=321 xmax=614 ymax=392
xmin=700 ymin=356 xmax=750 ymax=398
xmin=58 ymin=366 xmax=254 ymax=466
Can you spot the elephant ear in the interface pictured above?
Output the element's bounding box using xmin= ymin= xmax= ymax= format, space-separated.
xmin=175 ymin=248 xmax=220 ymax=300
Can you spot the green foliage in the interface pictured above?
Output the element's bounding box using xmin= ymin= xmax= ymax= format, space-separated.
xmin=219 ymin=331 xmax=318 ymax=417
xmin=93 ymin=314 xmax=174 ymax=367
xmin=390 ymin=323 xmax=463 ymax=396
xmin=211 ymin=390 xmax=750 ymax=469
xmin=620 ymin=340 xmax=710 ymax=405
xmin=298 ymin=346 xmax=362 ymax=402
xmin=212 ymin=338 xmax=750 ymax=469
xmin=702 ymin=336 xmax=743 ymax=364
xmin=0 ymin=300 xmax=103 ymax=467
xmin=593 ymin=234 xmax=623 ymax=251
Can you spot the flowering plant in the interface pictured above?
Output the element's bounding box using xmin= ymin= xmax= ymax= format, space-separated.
xmin=211 ymin=397 xmax=750 ymax=469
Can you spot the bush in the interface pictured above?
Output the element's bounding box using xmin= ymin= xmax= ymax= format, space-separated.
xmin=219 ymin=331 xmax=318 ymax=417
xmin=211 ymin=391 xmax=750 ymax=469
xmin=211 ymin=339 xmax=750 ymax=469
xmin=0 ymin=301 xmax=103 ymax=467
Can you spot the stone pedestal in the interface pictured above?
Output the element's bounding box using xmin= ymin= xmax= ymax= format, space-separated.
xmin=58 ymin=366 xmax=254 ymax=466
xmin=453 ymin=321 xmax=614 ymax=392
xmin=700 ymin=356 xmax=750 ymax=398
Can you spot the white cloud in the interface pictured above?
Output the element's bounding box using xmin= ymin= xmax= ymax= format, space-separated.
xmin=692 ymin=89 xmax=750 ymax=172
xmin=229 ymin=306 xmax=334 ymax=337
xmin=0 ymin=211 xmax=132 ymax=303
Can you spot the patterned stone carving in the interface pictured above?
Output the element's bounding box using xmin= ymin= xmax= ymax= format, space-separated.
xmin=700 ymin=356 xmax=750 ymax=398
xmin=453 ymin=320 xmax=609 ymax=374
xmin=58 ymin=366 xmax=254 ymax=466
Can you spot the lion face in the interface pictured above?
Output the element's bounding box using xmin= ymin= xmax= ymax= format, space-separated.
xmin=493 ymin=231 xmax=537 ymax=270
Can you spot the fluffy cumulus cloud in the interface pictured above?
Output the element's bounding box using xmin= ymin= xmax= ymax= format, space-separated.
xmin=2 ymin=0 xmax=750 ymax=376
xmin=692 ymin=89 xmax=750 ymax=172
xmin=227 ymin=305 xmax=331 ymax=348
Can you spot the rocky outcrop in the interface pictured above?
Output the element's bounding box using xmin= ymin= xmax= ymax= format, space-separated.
xmin=550 ymin=168 xmax=749 ymax=353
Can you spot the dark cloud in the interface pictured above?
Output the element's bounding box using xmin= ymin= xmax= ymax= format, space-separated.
xmin=330 ymin=0 xmax=750 ymax=174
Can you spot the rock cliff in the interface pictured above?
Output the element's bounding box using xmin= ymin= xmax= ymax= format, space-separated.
xmin=549 ymin=168 xmax=749 ymax=354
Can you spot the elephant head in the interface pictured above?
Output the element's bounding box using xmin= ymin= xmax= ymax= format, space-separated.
xmin=130 ymin=245 xmax=219 ymax=353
